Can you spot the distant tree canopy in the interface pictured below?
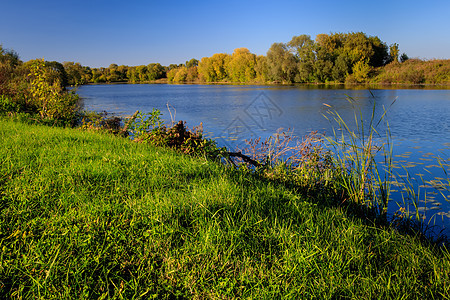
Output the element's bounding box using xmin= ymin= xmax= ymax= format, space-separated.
xmin=196 ymin=32 xmax=393 ymax=84
xmin=2 ymin=32 xmax=418 ymax=87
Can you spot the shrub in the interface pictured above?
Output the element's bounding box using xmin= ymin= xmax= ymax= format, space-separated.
xmin=127 ymin=109 xmax=225 ymax=160
xmin=28 ymin=59 xmax=80 ymax=124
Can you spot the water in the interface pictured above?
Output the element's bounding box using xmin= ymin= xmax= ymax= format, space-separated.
xmin=77 ymin=84 xmax=450 ymax=237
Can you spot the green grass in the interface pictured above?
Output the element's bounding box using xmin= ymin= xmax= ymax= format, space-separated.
xmin=1 ymin=117 xmax=450 ymax=299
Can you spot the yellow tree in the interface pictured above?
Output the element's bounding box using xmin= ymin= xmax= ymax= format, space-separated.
xmin=227 ymin=48 xmax=257 ymax=83
xmin=173 ymin=67 xmax=188 ymax=82
xmin=198 ymin=53 xmax=231 ymax=82
xmin=211 ymin=53 xmax=231 ymax=82
xmin=198 ymin=57 xmax=214 ymax=82
xmin=390 ymin=43 xmax=399 ymax=63
xmin=352 ymin=59 xmax=371 ymax=82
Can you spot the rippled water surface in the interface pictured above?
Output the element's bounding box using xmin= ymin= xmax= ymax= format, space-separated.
xmin=78 ymin=84 xmax=450 ymax=236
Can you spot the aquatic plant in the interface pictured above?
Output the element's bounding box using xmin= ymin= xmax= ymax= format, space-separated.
xmin=322 ymin=95 xmax=395 ymax=217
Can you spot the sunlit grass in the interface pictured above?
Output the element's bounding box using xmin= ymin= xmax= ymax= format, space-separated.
xmin=1 ymin=117 xmax=450 ymax=298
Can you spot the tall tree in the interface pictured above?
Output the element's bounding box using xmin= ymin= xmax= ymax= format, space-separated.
xmin=198 ymin=53 xmax=230 ymax=82
xmin=255 ymin=55 xmax=269 ymax=82
xmin=198 ymin=56 xmax=214 ymax=82
xmin=227 ymin=48 xmax=257 ymax=83
xmin=266 ymin=43 xmax=297 ymax=83
xmin=136 ymin=65 xmax=148 ymax=82
xmin=63 ymin=62 xmax=88 ymax=85
xmin=288 ymin=35 xmax=315 ymax=82
xmin=368 ymin=36 xmax=389 ymax=67
xmin=390 ymin=43 xmax=400 ymax=63
xmin=185 ymin=58 xmax=199 ymax=68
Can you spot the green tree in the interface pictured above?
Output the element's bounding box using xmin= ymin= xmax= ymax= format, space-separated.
xmin=186 ymin=66 xmax=198 ymax=82
xmin=117 ymin=65 xmax=129 ymax=81
xmin=368 ymin=36 xmax=389 ymax=67
xmin=147 ymin=63 xmax=165 ymax=80
xmin=107 ymin=64 xmax=121 ymax=82
xmin=288 ymin=35 xmax=315 ymax=82
xmin=0 ymin=46 xmax=22 ymax=96
xmin=0 ymin=45 xmax=21 ymax=67
xmin=288 ymin=35 xmax=314 ymax=59
xmin=63 ymin=62 xmax=88 ymax=85
xmin=198 ymin=56 xmax=214 ymax=82
xmin=340 ymin=32 xmax=374 ymax=66
xmin=126 ymin=67 xmax=138 ymax=83
xmin=255 ymin=55 xmax=269 ymax=82
xmin=266 ymin=43 xmax=297 ymax=83
xmin=46 ymin=61 xmax=69 ymax=87
xmin=186 ymin=58 xmax=199 ymax=68
xmin=211 ymin=53 xmax=231 ymax=82
xmin=400 ymin=53 xmax=409 ymax=63
xmin=198 ymin=53 xmax=231 ymax=82
xmin=136 ymin=65 xmax=148 ymax=82
xmin=166 ymin=68 xmax=178 ymax=82
xmin=332 ymin=54 xmax=352 ymax=82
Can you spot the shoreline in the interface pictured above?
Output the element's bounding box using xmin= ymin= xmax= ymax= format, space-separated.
xmin=79 ymin=80 xmax=450 ymax=90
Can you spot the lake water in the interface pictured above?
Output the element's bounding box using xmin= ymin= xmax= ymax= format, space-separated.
xmin=77 ymin=84 xmax=450 ymax=238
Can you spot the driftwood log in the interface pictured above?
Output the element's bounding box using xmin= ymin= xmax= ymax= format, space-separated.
xmin=225 ymin=151 xmax=262 ymax=168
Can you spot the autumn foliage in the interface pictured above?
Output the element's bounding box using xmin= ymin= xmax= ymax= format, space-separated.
xmin=2 ymin=32 xmax=449 ymax=87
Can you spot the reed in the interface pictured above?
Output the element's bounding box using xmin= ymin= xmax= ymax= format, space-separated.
xmin=322 ymin=96 xmax=395 ymax=217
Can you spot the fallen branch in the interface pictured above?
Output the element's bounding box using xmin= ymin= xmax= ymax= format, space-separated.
xmin=226 ymin=151 xmax=262 ymax=168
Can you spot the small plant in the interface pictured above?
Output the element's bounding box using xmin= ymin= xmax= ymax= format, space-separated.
xmin=126 ymin=108 xmax=164 ymax=140
xmin=80 ymin=110 xmax=123 ymax=134
xmin=0 ymin=95 xmax=21 ymax=115
xmin=127 ymin=110 xmax=226 ymax=160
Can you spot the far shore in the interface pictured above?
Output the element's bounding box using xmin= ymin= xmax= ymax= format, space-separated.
xmin=81 ymin=79 xmax=450 ymax=90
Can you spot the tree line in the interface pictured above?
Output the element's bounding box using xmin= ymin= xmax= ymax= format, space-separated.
xmin=5 ymin=31 xmax=448 ymax=89
xmin=194 ymin=32 xmax=404 ymax=84
xmin=58 ymin=32 xmax=405 ymax=85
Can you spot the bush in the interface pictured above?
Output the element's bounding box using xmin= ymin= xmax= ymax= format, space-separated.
xmin=127 ymin=109 xmax=224 ymax=160
xmin=0 ymin=95 xmax=21 ymax=115
xmin=28 ymin=59 xmax=80 ymax=124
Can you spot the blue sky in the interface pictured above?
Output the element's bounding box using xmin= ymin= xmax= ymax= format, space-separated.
xmin=1 ymin=0 xmax=449 ymax=67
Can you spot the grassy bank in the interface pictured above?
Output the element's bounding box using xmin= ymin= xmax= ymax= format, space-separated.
xmin=371 ymin=59 xmax=450 ymax=85
xmin=1 ymin=118 xmax=450 ymax=299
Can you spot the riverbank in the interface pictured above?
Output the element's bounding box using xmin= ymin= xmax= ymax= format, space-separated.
xmin=82 ymin=80 xmax=450 ymax=90
xmin=1 ymin=117 xmax=449 ymax=298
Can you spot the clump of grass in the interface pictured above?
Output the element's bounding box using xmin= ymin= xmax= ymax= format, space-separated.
xmin=321 ymin=96 xmax=394 ymax=219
